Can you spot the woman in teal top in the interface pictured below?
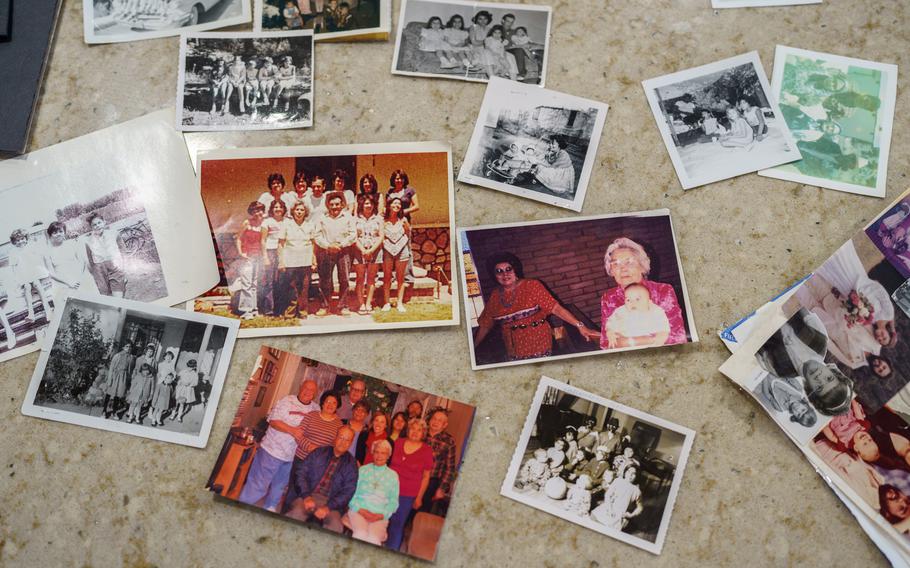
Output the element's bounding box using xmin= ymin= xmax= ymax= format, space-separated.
xmin=346 ymin=439 xmax=400 ymax=546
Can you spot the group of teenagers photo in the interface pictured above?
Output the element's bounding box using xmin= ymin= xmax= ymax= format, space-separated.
xmin=228 ymin=168 xmax=420 ymax=320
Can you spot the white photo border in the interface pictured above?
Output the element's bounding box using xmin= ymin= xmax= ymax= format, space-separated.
xmin=757 ymin=45 xmax=898 ymax=198
xmin=458 ymin=77 xmax=609 ymax=212
xmin=253 ymin=0 xmax=392 ymax=40
xmin=21 ymin=291 xmax=240 ymax=448
xmin=175 ymin=30 xmax=316 ymax=133
xmin=190 ymin=141 xmax=461 ymax=337
xmin=457 ymin=208 xmax=699 ymax=371
xmin=500 ymin=376 xmax=696 ymax=555
xmin=642 ymin=51 xmax=802 ymax=190
xmin=82 ymin=0 xmax=251 ymax=45
xmin=390 ymin=0 xmax=552 ymax=86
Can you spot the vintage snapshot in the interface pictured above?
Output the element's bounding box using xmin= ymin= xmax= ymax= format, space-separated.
xmin=255 ymin=0 xmax=391 ymax=41
xmin=84 ymin=0 xmax=251 ymax=44
xmin=191 ymin=142 xmax=458 ymax=336
xmin=207 ymin=346 xmax=476 ymax=560
xmin=21 ymin=292 xmax=239 ymax=448
xmin=866 ymin=193 xmax=910 ymax=281
xmin=176 ymin=31 xmax=314 ymax=132
xmin=0 ymin=110 xmax=219 ymax=364
xmin=642 ymin=51 xmax=801 ymax=190
xmin=711 ymin=0 xmax=821 ymax=7
xmin=458 ymin=77 xmax=608 ymax=212
xmin=459 ymin=209 xmax=697 ymax=370
xmin=392 ymin=0 xmax=551 ymax=85
xmin=501 ymin=377 xmax=694 ymax=555
xmin=759 ymin=46 xmax=897 ymax=197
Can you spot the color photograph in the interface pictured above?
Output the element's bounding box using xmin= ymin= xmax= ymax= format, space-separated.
xmin=254 ymin=0 xmax=391 ymax=41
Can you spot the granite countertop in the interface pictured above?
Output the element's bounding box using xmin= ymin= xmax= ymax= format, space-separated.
xmin=2 ymin=0 xmax=908 ymax=566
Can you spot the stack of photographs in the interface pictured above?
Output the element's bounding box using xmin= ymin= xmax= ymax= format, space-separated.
xmin=720 ymin=188 xmax=910 ymax=559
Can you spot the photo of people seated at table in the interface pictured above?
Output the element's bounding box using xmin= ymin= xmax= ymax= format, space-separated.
xmin=206 ymin=346 xmax=475 ymax=561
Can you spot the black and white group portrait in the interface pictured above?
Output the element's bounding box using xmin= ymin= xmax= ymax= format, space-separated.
xmin=459 ymin=77 xmax=608 ymax=211
xmin=177 ymin=31 xmax=314 ymax=131
xmin=85 ymin=0 xmax=251 ymax=44
xmin=392 ymin=0 xmax=551 ymax=84
xmin=21 ymin=293 xmax=239 ymax=447
xmin=643 ymin=51 xmax=800 ymax=189
xmin=255 ymin=0 xmax=390 ymax=40
xmin=501 ymin=377 xmax=694 ymax=555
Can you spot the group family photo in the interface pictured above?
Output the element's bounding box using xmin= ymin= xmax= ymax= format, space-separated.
xmin=459 ymin=211 xmax=697 ymax=369
xmin=193 ymin=143 xmax=457 ymax=335
xmin=0 ymin=184 xmax=167 ymax=359
xmin=177 ymin=31 xmax=314 ymax=131
xmin=21 ymin=293 xmax=238 ymax=447
xmin=207 ymin=347 xmax=476 ymax=560
xmin=643 ymin=52 xmax=800 ymax=190
xmin=760 ymin=46 xmax=897 ymax=196
xmin=256 ymin=0 xmax=388 ymax=40
xmin=85 ymin=0 xmax=250 ymax=43
xmin=502 ymin=377 xmax=693 ymax=555
xmin=393 ymin=0 xmax=551 ymax=84
xmin=459 ymin=78 xmax=608 ymax=212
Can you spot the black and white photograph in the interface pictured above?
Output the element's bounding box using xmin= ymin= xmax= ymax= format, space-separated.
xmin=84 ymin=0 xmax=251 ymax=44
xmin=501 ymin=377 xmax=694 ymax=555
xmin=458 ymin=77 xmax=608 ymax=211
xmin=176 ymin=31 xmax=315 ymax=132
xmin=0 ymin=111 xmax=221 ymax=365
xmin=254 ymin=0 xmax=391 ymax=41
xmin=893 ymin=280 xmax=910 ymax=320
xmin=391 ymin=0 xmax=551 ymax=85
xmin=21 ymin=292 xmax=239 ymax=447
xmin=642 ymin=51 xmax=801 ymax=190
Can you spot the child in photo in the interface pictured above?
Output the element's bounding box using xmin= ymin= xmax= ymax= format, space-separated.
xmin=322 ymin=0 xmax=339 ymax=30
xmin=210 ymin=59 xmax=229 ymax=115
xmin=44 ymin=222 xmax=90 ymax=296
xmin=718 ymin=107 xmax=755 ymax=150
xmin=547 ymin=438 xmax=567 ymax=476
xmin=442 ymin=15 xmax=472 ymax=69
xmin=125 ymin=363 xmax=155 ymax=424
xmin=82 ymin=361 xmax=110 ymax=407
xmin=564 ymin=473 xmax=593 ymax=516
xmin=605 ymin=283 xmax=671 ymax=348
xmin=173 ymin=359 xmax=199 ymax=423
xmin=419 ymin=17 xmax=458 ymax=69
xmin=331 ymin=2 xmax=353 ymax=31
xmin=0 ymin=283 xmax=15 ymax=350
xmin=611 ymin=446 xmax=640 ymax=479
xmin=8 ymin=229 xmax=53 ymax=323
xmin=591 ymin=466 xmax=644 ymax=530
xmin=507 ymin=27 xmax=539 ymax=80
xmin=481 ymin=25 xmax=518 ymax=81
xmin=283 ymin=0 xmax=304 ymax=29
xmin=84 ymin=213 xmax=127 ymax=298
xmin=149 ymin=350 xmax=176 ymax=426
xmin=517 ymin=448 xmax=551 ymax=490
xmin=243 ymin=60 xmax=261 ymax=109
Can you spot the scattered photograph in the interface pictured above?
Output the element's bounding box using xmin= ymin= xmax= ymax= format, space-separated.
xmin=21 ymin=292 xmax=239 ymax=447
xmin=458 ymin=210 xmax=698 ymax=370
xmin=254 ymin=0 xmax=391 ymax=41
xmin=206 ymin=346 xmax=476 ymax=560
xmin=501 ymin=377 xmax=694 ymax=555
xmin=711 ymin=0 xmax=821 ymax=7
xmin=458 ymin=77 xmax=609 ymax=211
xmin=0 ymin=110 xmax=220 ymax=364
xmin=865 ymin=191 xmax=910 ymax=279
xmin=84 ymin=0 xmax=251 ymax=44
xmin=191 ymin=142 xmax=458 ymax=336
xmin=759 ymin=46 xmax=897 ymax=197
xmin=893 ymin=281 xmax=910 ymax=319
xmin=391 ymin=0 xmax=551 ymax=85
xmin=642 ymin=51 xmax=801 ymax=190
xmin=176 ymin=31 xmax=314 ymax=132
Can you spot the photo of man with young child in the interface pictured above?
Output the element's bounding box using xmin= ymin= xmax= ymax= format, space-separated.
xmin=206 ymin=347 xmax=475 ymax=561
xmin=460 ymin=212 xmax=696 ymax=369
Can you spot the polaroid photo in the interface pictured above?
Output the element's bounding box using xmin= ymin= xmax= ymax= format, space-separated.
xmin=458 ymin=77 xmax=608 ymax=212
xmin=711 ymin=0 xmax=821 ymax=7
xmin=176 ymin=31 xmax=315 ymax=132
xmin=759 ymin=46 xmax=897 ymax=198
xmin=391 ymin=0 xmax=551 ymax=85
xmin=458 ymin=209 xmax=698 ymax=370
xmin=83 ymin=0 xmax=251 ymax=44
xmin=501 ymin=376 xmax=694 ymax=555
xmin=21 ymin=291 xmax=239 ymax=448
xmin=254 ymin=0 xmax=392 ymax=41
xmin=206 ymin=345 xmax=476 ymax=560
xmin=642 ymin=51 xmax=801 ymax=190
xmin=190 ymin=141 xmax=459 ymax=336
xmin=0 ymin=110 xmax=220 ymax=364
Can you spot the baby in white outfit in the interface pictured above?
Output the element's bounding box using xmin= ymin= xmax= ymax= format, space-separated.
xmin=605 ymin=283 xmax=670 ymax=347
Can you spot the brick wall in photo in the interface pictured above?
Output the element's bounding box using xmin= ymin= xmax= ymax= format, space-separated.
xmin=465 ymin=214 xmax=688 ymax=329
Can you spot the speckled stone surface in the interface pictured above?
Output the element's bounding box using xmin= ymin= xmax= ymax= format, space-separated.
xmin=2 ymin=0 xmax=909 ymax=566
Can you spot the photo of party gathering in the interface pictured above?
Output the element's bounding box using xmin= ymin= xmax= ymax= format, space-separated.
xmin=193 ymin=146 xmax=456 ymax=332
xmin=207 ymin=347 xmax=475 ymax=560
xmin=459 ymin=212 xmax=696 ymax=369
